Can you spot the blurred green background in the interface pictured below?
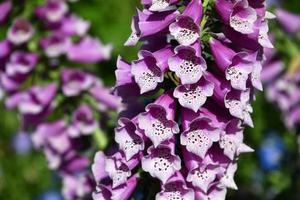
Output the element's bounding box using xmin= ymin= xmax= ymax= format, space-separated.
xmin=1 ymin=0 xmax=300 ymax=199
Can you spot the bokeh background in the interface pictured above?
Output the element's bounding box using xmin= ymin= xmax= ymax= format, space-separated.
xmin=0 ymin=0 xmax=300 ymax=199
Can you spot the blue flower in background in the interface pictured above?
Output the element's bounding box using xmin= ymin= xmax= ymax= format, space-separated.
xmin=38 ymin=190 xmax=63 ymax=200
xmin=11 ymin=132 xmax=32 ymax=155
xmin=258 ymin=132 xmax=285 ymax=171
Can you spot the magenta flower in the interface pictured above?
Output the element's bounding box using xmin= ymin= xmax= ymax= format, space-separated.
xmin=61 ymin=68 xmax=93 ymax=97
xmin=174 ymin=77 xmax=214 ymax=112
xmin=131 ymin=47 xmax=172 ymax=94
xmin=1 ymin=51 xmax=38 ymax=91
xmin=62 ymin=174 xmax=94 ymax=200
xmin=40 ymin=33 xmax=71 ymax=58
xmin=138 ymin=93 xmax=179 ymax=147
xmin=92 ymin=0 xmax=271 ymax=198
xmin=115 ymin=118 xmax=144 ymax=161
xmin=181 ymin=115 xmax=220 ymax=159
xmin=0 ymin=1 xmax=12 ymax=24
xmin=68 ymin=104 xmax=98 ymax=138
xmin=6 ymin=83 xmax=57 ymax=115
xmin=92 ymin=175 xmax=138 ymax=200
xmin=36 ymin=0 xmax=68 ymax=23
xmin=141 ymin=145 xmax=181 ymax=183
xmin=7 ymin=18 xmax=34 ymax=45
xmin=60 ymin=14 xmax=90 ymax=36
xmin=67 ymin=36 xmax=112 ymax=64
xmin=169 ymin=46 xmax=207 ymax=85
xmin=276 ymin=9 xmax=300 ymax=34
xmin=156 ymin=173 xmax=195 ymax=200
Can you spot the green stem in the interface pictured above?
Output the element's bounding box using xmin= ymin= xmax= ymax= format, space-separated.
xmin=202 ymin=0 xmax=210 ymax=9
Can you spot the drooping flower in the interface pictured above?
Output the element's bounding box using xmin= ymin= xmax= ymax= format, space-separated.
xmin=141 ymin=144 xmax=181 ymax=183
xmin=173 ymin=76 xmax=214 ymax=112
xmin=68 ymin=104 xmax=98 ymax=138
xmin=7 ymin=18 xmax=34 ymax=45
xmin=138 ymin=93 xmax=179 ymax=147
xmin=168 ymin=45 xmax=207 ymax=85
xmin=40 ymin=33 xmax=71 ymax=58
xmin=61 ymin=68 xmax=93 ymax=97
xmin=115 ymin=118 xmax=144 ymax=161
xmin=1 ymin=51 xmax=38 ymax=91
xmin=67 ymin=37 xmax=112 ymax=64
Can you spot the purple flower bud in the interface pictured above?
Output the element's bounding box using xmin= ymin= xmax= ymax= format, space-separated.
xmin=276 ymin=9 xmax=300 ymax=34
xmin=67 ymin=37 xmax=112 ymax=64
xmin=0 ymin=1 xmax=12 ymax=24
xmin=7 ymin=18 xmax=34 ymax=45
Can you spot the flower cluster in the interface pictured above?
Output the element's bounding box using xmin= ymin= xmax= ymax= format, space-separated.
xmin=92 ymin=0 xmax=272 ymax=199
xmin=0 ymin=0 xmax=118 ymax=199
xmin=262 ymin=9 xmax=300 ymax=131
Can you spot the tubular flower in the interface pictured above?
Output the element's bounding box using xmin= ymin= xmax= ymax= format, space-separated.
xmin=92 ymin=0 xmax=271 ymax=199
xmin=0 ymin=0 xmax=117 ymax=199
xmin=261 ymin=8 xmax=300 ymax=132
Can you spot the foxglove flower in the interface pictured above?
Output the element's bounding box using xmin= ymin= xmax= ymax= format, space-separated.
xmin=142 ymin=0 xmax=179 ymax=12
xmin=7 ymin=18 xmax=34 ymax=45
xmin=1 ymin=51 xmax=38 ymax=91
xmin=67 ymin=37 xmax=112 ymax=64
xmin=168 ymin=46 xmax=207 ymax=85
xmin=6 ymin=83 xmax=57 ymax=116
xmin=68 ymin=104 xmax=98 ymax=137
xmin=131 ymin=47 xmax=172 ymax=94
xmin=36 ymin=0 xmax=68 ymax=23
xmin=40 ymin=33 xmax=71 ymax=58
xmin=181 ymin=116 xmax=220 ymax=159
xmin=141 ymin=145 xmax=181 ymax=183
xmin=92 ymin=0 xmax=271 ymax=198
xmin=60 ymin=14 xmax=90 ymax=36
xmin=173 ymin=77 xmax=214 ymax=112
xmin=156 ymin=173 xmax=195 ymax=200
xmin=62 ymin=174 xmax=94 ymax=200
xmin=169 ymin=0 xmax=202 ymax=46
xmin=61 ymin=68 xmax=93 ymax=97
xmin=138 ymin=93 xmax=179 ymax=147
xmin=115 ymin=118 xmax=144 ymax=161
